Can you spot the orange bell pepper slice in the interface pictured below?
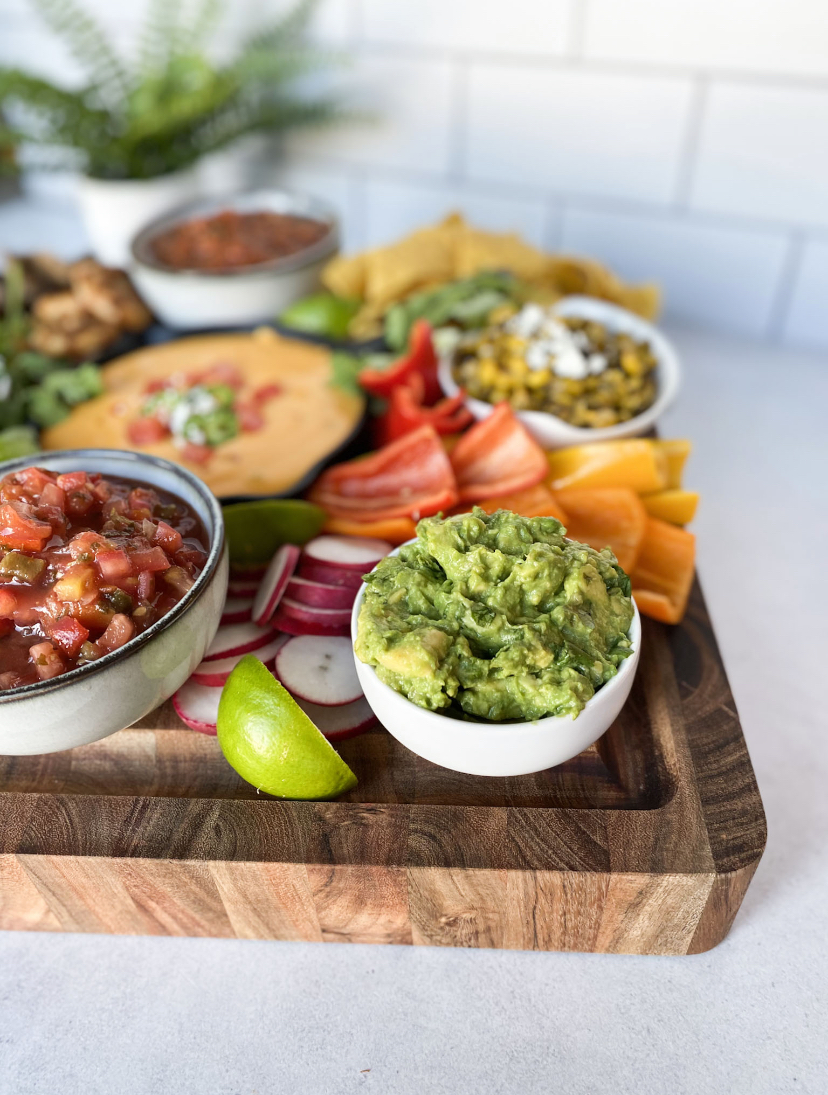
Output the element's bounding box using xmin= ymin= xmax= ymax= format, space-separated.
xmin=630 ymin=516 xmax=696 ymax=625
xmin=641 ymin=489 xmax=699 ymax=526
xmin=547 ymin=439 xmax=667 ymax=493
xmin=473 ymin=483 xmax=569 ymax=524
xmin=556 ymin=488 xmax=647 ymax=573
xmin=450 ymin=403 xmax=548 ymax=502
xmin=322 ymin=514 xmax=418 ymax=545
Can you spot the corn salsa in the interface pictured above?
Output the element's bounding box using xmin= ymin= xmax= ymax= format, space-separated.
xmin=0 ymin=466 xmax=209 ymax=689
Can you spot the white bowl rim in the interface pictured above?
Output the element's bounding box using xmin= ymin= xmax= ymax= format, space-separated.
xmin=0 ymin=448 xmax=225 ymax=703
xmin=351 ymin=537 xmax=641 ymax=735
xmin=130 ymin=187 xmax=340 ymax=279
xmin=438 ymin=294 xmax=681 ymax=444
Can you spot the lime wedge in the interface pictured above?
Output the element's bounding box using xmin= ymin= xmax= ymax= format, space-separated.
xmin=222 ymin=499 xmax=325 ymax=570
xmin=217 ymin=655 xmax=358 ymax=800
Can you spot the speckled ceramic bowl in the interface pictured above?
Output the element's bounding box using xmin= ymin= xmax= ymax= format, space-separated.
xmin=0 ymin=450 xmax=228 ymax=755
xmin=351 ymin=542 xmax=641 ymax=777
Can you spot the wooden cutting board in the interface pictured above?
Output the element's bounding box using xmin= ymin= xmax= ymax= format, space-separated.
xmin=0 ymin=579 xmax=765 ymax=954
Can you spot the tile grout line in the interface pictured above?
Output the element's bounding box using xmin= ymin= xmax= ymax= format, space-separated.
xmin=447 ymin=58 xmax=469 ymax=182
xmin=764 ymin=232 xmax=805 ymax=342
xmin=673 ymin=78 xmax=709 ymax=209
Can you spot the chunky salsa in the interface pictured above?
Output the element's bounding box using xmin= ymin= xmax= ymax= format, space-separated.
xmin=0 ymin=466 xmax=209 ymax=689
xmin=150 ymin=209 xmax=330 ymax=271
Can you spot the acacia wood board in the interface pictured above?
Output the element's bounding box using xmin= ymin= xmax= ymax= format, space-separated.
xmin=0 ymin=579 xmax=765 ymax=954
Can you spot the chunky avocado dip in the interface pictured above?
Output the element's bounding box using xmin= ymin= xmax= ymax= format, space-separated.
xmin=354 ymin=508 xmax=634 ymax=721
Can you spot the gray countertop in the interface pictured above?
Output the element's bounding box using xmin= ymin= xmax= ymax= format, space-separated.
xmin=0 ymin=203 xmax=826 ymax=1093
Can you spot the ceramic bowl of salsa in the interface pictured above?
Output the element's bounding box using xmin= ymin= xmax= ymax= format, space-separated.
xmin=130 ymin=189 xmax=339 ymax=331
xmin=0 ymin=449 xmax=227 ymax=755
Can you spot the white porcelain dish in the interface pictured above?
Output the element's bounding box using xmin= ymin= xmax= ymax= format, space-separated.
xmin=350 ymin=543 xmax=641 ymax=777
xmin=438 ymin=295 xmax=681 ymax=450
xmin=0 ymin=449 xmax=228 ymax=755
xmin=130 ymin=189 xmax=339 ymax=331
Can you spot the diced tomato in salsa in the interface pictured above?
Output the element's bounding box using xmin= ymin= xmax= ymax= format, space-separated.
xmin=0 ymin=466 xmax=209 ymax=691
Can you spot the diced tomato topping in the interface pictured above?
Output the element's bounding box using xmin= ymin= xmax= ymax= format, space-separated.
xmin=56 ymin=472 xmax=88 ymax=493
xmin=254 ymin=383 xmax=282 ymax=404
xmin=182 ymin=442 xmax=212 ymax=464
xmin=67 ymin=530 xmax=105 ymax=560
xmin=127 ymin=417 xmax=170 ymax=445
xmin=200 ymin=361 xmax=244 ymax=389
xmin=39 ymin=482 xmax=66 ymax=511
xmin=102 ymin=497 xmax=128 ymax=521
xmin=137 ymin=570 xmax=155 ymax=602
xmin=96 ymin=613 xmax=134 ymax=655
xmin=0 ymin=589 xmax=17 ymax=618
xmin=174 ymin=545 xmax=207 ymax=570
xmin=65 ymin=489 xmax=96 ymax=518
xmin=96 ymin=549 xmax=132 ymax=583
xmin=154 ymin=520 xmax=183 ymax=553
xmin=129 ymin=546 xmax=170 ymax=573
xmin=45 ymin=616 xmax=90 ymax=658
xmin=128 ymin=487 xmax=160 ymax=517
xmin=236 ymin=402 xmax=265 ymax=432
xmin=90 ymin=478 xmax=112 ymax=503
xmin=29 ymin=641 xmax=65 ymax=680
xmin=16 ymin=468 xmax=57 ymax=494
xmin=0 ymin=502 xmax=53 ymax=549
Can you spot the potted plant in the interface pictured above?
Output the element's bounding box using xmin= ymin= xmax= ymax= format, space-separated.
xmin=0 ymin=0 xmax=341 ymax=265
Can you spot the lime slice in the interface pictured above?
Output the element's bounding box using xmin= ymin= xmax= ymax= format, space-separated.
xmin=217 ymin=655 xmax=358 ymax=800
xmin=279 ymin=294 xmax=360 ymax=341
xmin=222 ymin=499 xmax=325 ymax=570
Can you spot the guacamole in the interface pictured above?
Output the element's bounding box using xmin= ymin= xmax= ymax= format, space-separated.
xmin=354 ymin=508 xmax=634 ymax=722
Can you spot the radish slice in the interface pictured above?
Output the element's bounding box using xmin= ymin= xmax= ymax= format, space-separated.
xmin=228 ymin=580 xmax=259 ymax=598
xmin=173 ymin=680 xmax=222 ymax=735
xmin=274 ymin=635 xmax=362 ymax=707
xmin=303 ymin=535 xmax=392 ymax=570
xmin=279 ymin=597 xmax=352 ymax=629
xmin=221 ymin=596 xmax=254 ymax=625
xmin=251 ymin=543 xmax=301 ymax=628
xmin=272 ymin=607 xmax=350 ymax=638
xmin=191 ymin=634 xmax=287 ymax=686
xmin=204 ymin=621 xmax=277 ymax=661
xmin=286 ymin=576 xmax=355 ymax=610
xmin=297 ymin=560 xmax=364 ymax=590
xmin=295 ymin=695 xmax=378 ymax=741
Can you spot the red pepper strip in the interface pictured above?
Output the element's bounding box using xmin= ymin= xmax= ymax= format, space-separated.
xmin=308 ymin=424 xmax=458 ymax=521
xmin=379 ymin=372 xmax=474 ymax=445
xmin=449 ymin=402 xmax=548 ymax=503
xmin=358 ymin=319 xmax=441 ymax=403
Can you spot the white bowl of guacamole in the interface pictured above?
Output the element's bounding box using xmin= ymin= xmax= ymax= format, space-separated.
xmin=351 ymin=509 xmax=641 ymax=777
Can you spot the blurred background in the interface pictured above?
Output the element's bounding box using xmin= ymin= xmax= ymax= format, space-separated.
xmin=1 ymin=0 xmax=827 ymax=347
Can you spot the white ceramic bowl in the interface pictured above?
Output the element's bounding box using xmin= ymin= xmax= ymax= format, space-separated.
xmin=0 ymin=450 xmax=228 ymax=755
xmin=350 ymin=546 xmax=641 ymax=777
xmin=130 ymin=189 xmax=339 ymax=331
xmin=438 ymin=295 xmax=681 ymax=449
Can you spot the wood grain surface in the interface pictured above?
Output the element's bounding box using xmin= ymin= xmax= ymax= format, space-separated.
xmin=0 ymin=579 xmax=766 ymax=954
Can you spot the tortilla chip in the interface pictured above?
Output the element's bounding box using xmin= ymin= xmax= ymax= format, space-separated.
xmin=363 ymin=226 xmax=456 ymax=308
xmin=454 ymin=228 xmax=549 ymax=282
xmin=322 ymin=252 xmax=368 ymax=299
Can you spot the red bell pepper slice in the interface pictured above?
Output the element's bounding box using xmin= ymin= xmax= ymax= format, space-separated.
xmin=379 ymin=372 xmax=474 ymax=445
xmin=309 ymin=424 xmax=458 ymax=521
xmin=449 ymin=403 xmax=548 ymax=502
xmin=358 ymin=319 xmax=442 ymax=403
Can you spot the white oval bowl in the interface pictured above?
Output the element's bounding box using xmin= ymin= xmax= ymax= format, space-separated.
xmin=438 ymin=295 xmax=681 ymax=450
xmin=350 ymin=542 xmax=641 ymax=777
xmin=0 ymin=449 xmax=228 ymax=755
xmin=129 ymin=188 xmax=340 ymax=331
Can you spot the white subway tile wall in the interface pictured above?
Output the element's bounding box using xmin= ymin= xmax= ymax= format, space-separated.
xmin=2 ymin=0 xmax=828 ymax=349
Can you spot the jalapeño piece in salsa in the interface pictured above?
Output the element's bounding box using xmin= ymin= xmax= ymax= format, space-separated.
xmin=0 ymin=466 xmax=209 ymax=690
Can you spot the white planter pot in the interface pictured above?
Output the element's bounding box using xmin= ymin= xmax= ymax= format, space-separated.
xmin=78 ymin=169 xmax=200 ymax=267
